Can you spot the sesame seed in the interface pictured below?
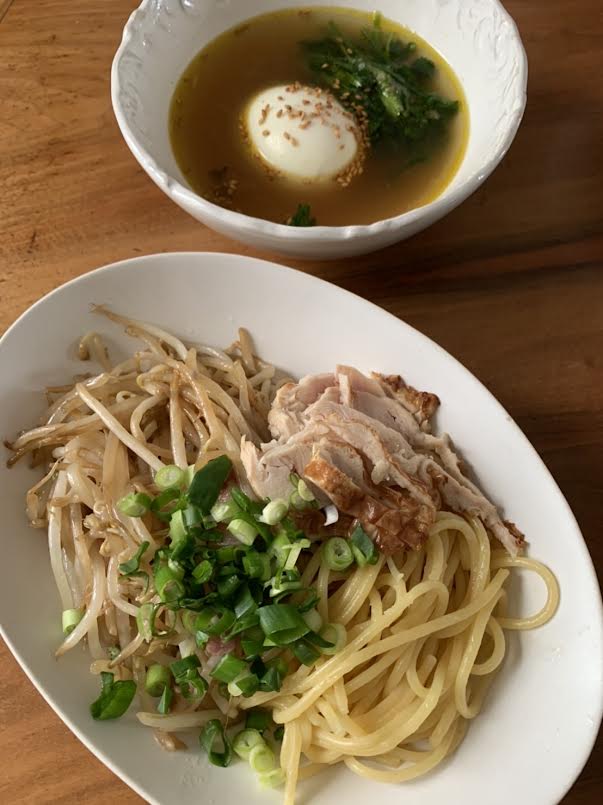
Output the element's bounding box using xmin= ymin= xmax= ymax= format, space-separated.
xmin=262 ymin=129 xmax=270 ymax=136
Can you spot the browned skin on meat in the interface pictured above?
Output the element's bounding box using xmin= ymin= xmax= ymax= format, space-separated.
xmin=374 ymin=373 xmax=440 ymax=427
xmin=291 ymin=510 xmax=356 ymax=540
xmin=303 ymin=454 xmax=434 ymax=553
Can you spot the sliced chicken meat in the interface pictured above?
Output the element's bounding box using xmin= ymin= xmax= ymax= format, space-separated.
xmin=241 ymin=366 xmax=524 ymax=556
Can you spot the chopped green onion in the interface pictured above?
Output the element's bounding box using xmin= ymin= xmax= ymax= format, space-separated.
xmin=188 ymin=456 xmax=232 ymax=514
xmin=350 ymin=524 xmax=379 ymax=566
xmin=183 ymin=464 xmax=197 ymax=489
xmin=258 ymin=768 xmax=285 ymax=788
xmin=217 ymin=574 xmax=242 ymax=598
xmin=226 ymin=612 xmax=260 ymax=639
xmin=136 ymin=603 xmax=156 ymax=641
xmin=210 ymin=653 xmax=247 ymax=683
xmin=273 ymin=725 xmax=285 ymax=742
xmin=119 ymin=541 xmax=150 ymax=576
xmin=117 ymin=492 xmax=151 ymax=518
xmin=297 ymin=479 xmax=315 ymax=502
xmin=195 ymin=606 xmax=235 ymax=636
xmin=291 ymin=639 xmax=321 ymax=666
xmin=283 ymin=539 xmax=311 ymax=571
xmin=232 ymin=728 xmax=266 ymax=760
xmin=227 ymin=518 xmax=258 ymax=546
xmin=145 ymin=664 xmax=171 ymax=697
xmin=170 ymin=655 xmax=208 ymax=699
xmin=150 ymin=487 xmax=184 ymax=521
xmin=259 ymin=666 xmax=283 ymax=692
xmin=155 ymin=564 xmax=185 ymax=603
xmin=320 ymin=623 xmax=347 ymax=655
xmin=261 ymin=499 xmax=288 ymax=525
xmin=245 ymin=709 xmax=271 ymax=733
xmin=266 ymin=657 xmax=289 ymax=677
xmin=181 ymin=609 xmax=199 ymax=634
xmin=301 ymin=608 xmax=323 ymax=633
xmin=155 ymin=464 xmax=185 ymax=490
xmin=170 ymin=655 xmax=200 ymax=677
xmin=258 ymin=604 xmax=309 ymax=645
xmin=243 ymin=551 xmax=272 ymax=581
xmin=90 ymin=672 xmax=136 ymax=721
xmin=241 ymin=635 xmax=265 ymax=658
xmin=228 ymin=671 xmax=260 ymax=697
xmin=62 ymin=608 xmax=83 ymax=635
xmin=234 ymin=585 xmax=258 ymax=619
xmin=305 ymin=630 xmax=334 ymax=648
xmin=169 ymin=509 xmax=188 ymax=543
xmin=233 ymin=728 xmax=265 ymax=760
xmin=323 ymin=537 xmax=354 ymax=571
xmin=210 ymin=498 xmax=239 ymax=523
xmin=157 ymin=684 xmax=173 ymax=714
xmin=289 ymin=491 xmax=306 ymax=510
xmin=182 ymin=504 xmax=203 ymax=529
xmin=269 ymin=568 xmax=304 ymax=598
xmin=297 ymin=589 xmax=321 ymax=613
xmin=200 ymin=719 xmax=232 ymax=767
xmin=269 ymin=533 xmax=290 ymax=562
xmin=249 ymin=742 xmax=276 ymax=773
xmin=192 ymin=559 xmax=213 ymax=584
xmin=195 ymin=630 xmax=210 ymax=648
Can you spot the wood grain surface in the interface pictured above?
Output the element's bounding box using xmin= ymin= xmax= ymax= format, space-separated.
xmin=1 ymin=1 xmax=602 ymax=802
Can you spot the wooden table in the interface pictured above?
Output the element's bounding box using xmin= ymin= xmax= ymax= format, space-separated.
xmin=1 ymin=1 xmax=601 ymax=802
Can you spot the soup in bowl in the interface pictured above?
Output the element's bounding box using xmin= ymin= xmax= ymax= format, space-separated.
xmin=112 ymin=0 xmax=527 ymax=257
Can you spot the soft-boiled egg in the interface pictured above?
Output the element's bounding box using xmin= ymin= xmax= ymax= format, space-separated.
xmin=243 ymin=83 xmax=364 ymax=184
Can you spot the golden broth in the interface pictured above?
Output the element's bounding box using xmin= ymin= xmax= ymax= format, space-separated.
xmin=169 ymin=6 xmax=469 ymax=226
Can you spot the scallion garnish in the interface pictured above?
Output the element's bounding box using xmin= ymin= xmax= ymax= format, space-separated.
xmin=210 ymin=653 xmax=248 ymax=683
xmin=233 ymin=728 xmax=265 ymax=760
xmin=90 ymin=672 xmax=136 ymax=721
xmin=227 ymin=518 xmax=259 ymax=546
xmin=118 ymin=541 xmax=150 ymax=575
xmin=170 ymin=655 xmax=208 ymax=699
xmin=157 ymin=684 xmax=173 ymax=714
xmin=245 ymin=709 xmax=271 ymax=733
xmin=291 ymin=639 xmax=321 ymax=666
xmin=228 ymin=671 xmax=260 ymax=697
xmin=249 ymin=742 xmax=276 ymax=773
xmin=188 ymin=455 xmax=232 ymax=514
xmin=117 ymin=492 xmax=152 ymax=518
xmin=258 ymin=604 xmax=310 ymax=645
xmin=258 ymin=768 xmax=285 ymax=788
xmin=145 ymin=663 xmax=172 ymax=697
xmin=319 ymin=623 xmax=347 ymax=655
xmin=261 ymin=499 xmax=288 ymax=525
xmin=62 ymin=608 xmax=83 ymax=635
xmin=192 ymin=559 xmax=213 ymax=584
xmin=350 ymin=524 xmax=379 ymax=566
xmin=155 ymin=464 xmax=186 ymax=491
xmin=200 ymin=719 xmax=233 ymax=767
xmin=323 ymin=536 xmax=354 ymax=571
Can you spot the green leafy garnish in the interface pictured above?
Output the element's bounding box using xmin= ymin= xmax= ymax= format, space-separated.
xmin=188 ymin=455 xmax=233 ymax=513
xmin=118 ymin=541 xmax=149 ymax=576
xmin=90 ymin=672 xmax=136 ymax=721
xmin=303 ymin=15 xmax=459 ymax=149
xmin=200 ymin=719 xmax=233 ymax=767
xmin=286 ymin=203 xmax=316 ymax=227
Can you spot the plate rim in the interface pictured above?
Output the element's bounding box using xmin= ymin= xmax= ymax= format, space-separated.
xmin=1 ymin=250 xmax=601 ymax=805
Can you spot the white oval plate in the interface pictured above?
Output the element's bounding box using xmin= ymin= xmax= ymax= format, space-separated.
xmin=0 ymin=253 xmax=601 ymax=805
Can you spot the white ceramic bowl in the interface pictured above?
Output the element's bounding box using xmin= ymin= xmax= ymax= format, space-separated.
xmin=1 ymin=252 xmax=602 ymax=805
xmin=111 ymin=0 xmax=527 ymax=259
